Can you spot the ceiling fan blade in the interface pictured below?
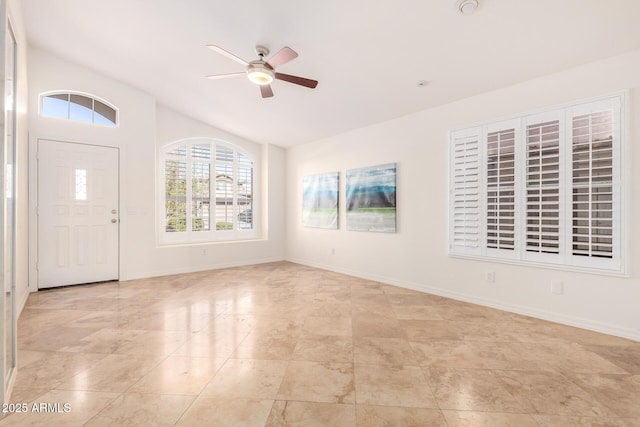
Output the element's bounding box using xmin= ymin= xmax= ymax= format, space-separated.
xmin=275 ymin=72 xmax=318 ymax=89
xmin=260 ymin=84 xmax=274 ymax=98
xmin=206 ymin=72 xmax=246 ymax=79
xmin=207 ymin=45 xmax=249 ymax=66
xmin=267 ymin=46 xmax=298 ymax=69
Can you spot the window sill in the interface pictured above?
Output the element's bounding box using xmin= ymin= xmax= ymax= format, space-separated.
xmin=157 ymin=235 xmax=266 ymax=248
xmin=448 ymin=252 xmax=627 ymax=278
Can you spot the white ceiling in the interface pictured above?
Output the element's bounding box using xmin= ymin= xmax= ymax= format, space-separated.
xmin=20 ymin=0 xmax=640 ymax=147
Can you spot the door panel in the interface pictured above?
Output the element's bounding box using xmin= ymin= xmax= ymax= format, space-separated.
xmin=38 ymin=140 xmax=119 ymax=288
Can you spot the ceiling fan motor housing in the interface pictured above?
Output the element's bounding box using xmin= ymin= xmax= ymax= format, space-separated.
xmin=255 ymin=45 xmax=270 ymax=58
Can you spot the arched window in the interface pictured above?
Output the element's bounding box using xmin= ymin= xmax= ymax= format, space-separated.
xmin=160 ymin=138 xmax=256 ymax=243
xmin=40 ymin=91 xmax=118 ymax=127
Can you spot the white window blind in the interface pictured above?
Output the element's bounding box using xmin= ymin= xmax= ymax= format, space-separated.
xmin=237 ymin=153 xmax=254 ymax=231
xmin=450 ymin=130 xmax=481 ymax=254
xmin=160 ymin=138 xmax=257 ymax=244
xmin=449 ymin=92 xmax=626 ymax=275
xmin=192 ymin=144 xmax=211 ymax=232
xmin=526 ymin=119 xmax=560 ymax=255
xmin=215 ymin=146 xmax=234 ymax=230
xmin=571 ymin=111 xmax=614 ymax=259
xmin=486 ymin=128 xmax=516 ymax=251
xmin=165 ymin=158 xmax=187 ymax=233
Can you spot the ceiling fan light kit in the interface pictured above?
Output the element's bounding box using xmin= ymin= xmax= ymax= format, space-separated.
xmin=207 ymin=44 xmax=318 ymax=98
xmin=246 ymin=63 xmax=274 ymax=85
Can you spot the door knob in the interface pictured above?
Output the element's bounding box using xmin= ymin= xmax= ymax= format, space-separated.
xmin=111 ymin=209 xmax=117 ymax=214
xmin=111 ymin=218 xmax=118 ymax=223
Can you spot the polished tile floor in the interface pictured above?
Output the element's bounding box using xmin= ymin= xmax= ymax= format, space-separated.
xmin=3 ymin=262 xmax=640 ymax=426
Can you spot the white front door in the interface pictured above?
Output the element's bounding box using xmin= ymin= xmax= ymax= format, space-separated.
xmin=38 ymin=140 xmax=119 ymax=289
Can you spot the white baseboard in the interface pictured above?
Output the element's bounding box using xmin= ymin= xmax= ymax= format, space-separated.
xmin=17 ymin=285 xmax=30 ymax=316
xmin=286 ymin=257 xmax=640 ymax=342
xmin=121 ymin=257 xmax=286 ymax=282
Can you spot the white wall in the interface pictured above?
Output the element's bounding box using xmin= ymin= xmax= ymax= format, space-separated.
xmin=7 ymin=0 xmax=30 ymax=312
xmin=27 ymin=48 xmax=285 ymax=289
xmin=139 ymin=106 xmax=286 ymax=279
xmin=285 ymin=49 xmax=640 ymax=341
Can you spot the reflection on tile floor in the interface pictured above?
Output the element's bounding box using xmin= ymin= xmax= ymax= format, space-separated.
xmin=3 ymin=261 xmax=640 ymax=426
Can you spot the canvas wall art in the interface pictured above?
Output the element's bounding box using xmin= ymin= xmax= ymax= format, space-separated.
xmin=302 ymin=172 xmax=339 ymax=229
xmin=346 ymin=163 xmax=396 ymax=232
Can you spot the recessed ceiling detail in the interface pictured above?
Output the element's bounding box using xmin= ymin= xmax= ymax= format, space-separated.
xmin=458 ymin=0 xmax=478 ymax=15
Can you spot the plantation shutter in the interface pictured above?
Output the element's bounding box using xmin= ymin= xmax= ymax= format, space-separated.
xmin=161 ymin=139 xmax=258 ymax=244
xmin=450 ymin=128 xmax=481 ymax=255
xmin=568 ymin=97 xmax=621 ymax=271
xmin=192 ymin=144 xmax=212 ymax=232
xmin=525 ymin=117 xmax=561 ymax=257
xmin=237 ymin=153 xmax=254 ymax=230
xmin=448 ymin=93 xmax=624 ymax=274
xmin=165 ymin=146 xmax=188 ymax=233
xmin=215 ymin=146 xmax=235 ymax=230
xmin=485 ymin=124 xmax=517 ymax=255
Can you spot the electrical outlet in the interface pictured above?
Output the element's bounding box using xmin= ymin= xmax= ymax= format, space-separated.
xmin=485 ymin=271 xmax=495 ymax=283
xmin=201 ymin=248 xmax=207 ymax=256
xmin=331 ymin=248 xmax=335 ymax=255
xmin=551 ymin=280 xmax=564 ymax=295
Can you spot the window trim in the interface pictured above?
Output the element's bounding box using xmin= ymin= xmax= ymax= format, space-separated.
xmin=158 ymin=137 xmax=258 ymax=245
xmin=39 ymin=90 xmax=119 ymax=127
xmin=448 ymin=91 xmax=628 ymax=276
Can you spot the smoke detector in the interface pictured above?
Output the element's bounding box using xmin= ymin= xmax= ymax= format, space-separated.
xmin=458 ymin=0 xmax=478 ymax=15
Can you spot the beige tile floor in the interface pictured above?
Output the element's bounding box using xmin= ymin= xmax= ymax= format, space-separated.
xmin=2 ymin=261 xmax=640 ymax=426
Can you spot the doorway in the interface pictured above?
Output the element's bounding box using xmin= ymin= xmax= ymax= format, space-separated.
xmin=37 ymin=140 xmax=119 ymax=289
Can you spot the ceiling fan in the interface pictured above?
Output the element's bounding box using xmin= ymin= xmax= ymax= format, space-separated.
xmin=206 ymin=45 xmax=318 ymax=98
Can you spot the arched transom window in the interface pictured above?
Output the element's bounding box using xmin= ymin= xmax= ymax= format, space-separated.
xmin=160 ymin=138 xmax=256 ymax=243
xmin=40 ymin=91 xmax=118 ymax=127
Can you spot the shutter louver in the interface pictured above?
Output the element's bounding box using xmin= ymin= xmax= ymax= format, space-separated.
xmin=451 ymin=134 xmax=480 ymax=252
xmin=165 ymin=159 xmax=187 ymax=232
xmin=237 ymin=152 xmax=253 ymax=230
xmin=215 ymin=147 xmax=235 ymax=230
xmin=192 ymin=144 xmax=211 ymax=160
xmin=526 ymin=120 xmax=560 ymax=254
xmin=572 ymin=111 xmax=614 ymax=259
xmin=486 ymin=129 xmax=515 ymax=250
xmin=192 ymin=144 xmax=211 ymax=232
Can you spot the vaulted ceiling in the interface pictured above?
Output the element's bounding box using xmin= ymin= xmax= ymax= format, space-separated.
xmin=20 ymin=0 xmax=640 ymax=147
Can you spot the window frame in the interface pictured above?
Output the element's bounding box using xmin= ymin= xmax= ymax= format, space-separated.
xmin=158 ymin=137 xmax=258 ymax=245
xmin=448 ymin=92 xmax=627 ymax=276
xmin=39 ymin=91 xmax=119 ymax=127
